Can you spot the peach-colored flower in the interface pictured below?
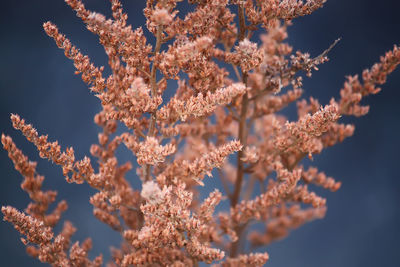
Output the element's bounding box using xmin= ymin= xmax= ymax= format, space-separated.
xmin=2 ymin=0 xmax=399 ymax=266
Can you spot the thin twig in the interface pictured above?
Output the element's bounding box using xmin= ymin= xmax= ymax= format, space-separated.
xmin=249 ymin=38 xmax=342 ymax=102
xmin=144 ymin=25 xmax=164 ymax=182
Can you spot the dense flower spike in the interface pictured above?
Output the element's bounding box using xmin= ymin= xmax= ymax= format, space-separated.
xmin=43 ymin=22 xmax=106 ymax=93
xmin=158 ymin=83 xmax=247 ymax=122
xmin=10 ymin=114 xmax=94 ymax=184
xmin=335 ymin=45 xmax=400 ymax=116
xmin=2 ymin=0 xmax=399 ymax=266
xmin=1 ymin=134 xmax=67 ymax=227
xmin=136 ymin=136 xmax=176 ymax=165
xmin=2 ymin=206 xmax=54 ymax=245
xmin=220 ymin=252 xmax=269 ymax=267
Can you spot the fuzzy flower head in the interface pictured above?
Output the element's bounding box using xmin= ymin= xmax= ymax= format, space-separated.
xmin=151 ymin=8 xmax=173 ymax=26
xmin=237 ymin=38 xmax=258 ymax=56
xmin=126 ymin=77 xmax=150 ymax=98
xmin=231 ymin=38 xmax=263 ymax=72
xmin=141 ymin=181 xmax=164 ymax=204
xmin=136 ymin=136 xmax=176 ymax=165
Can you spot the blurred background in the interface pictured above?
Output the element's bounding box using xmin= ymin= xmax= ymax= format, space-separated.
xmin=0 ymin=0 xmax=399 ymax=266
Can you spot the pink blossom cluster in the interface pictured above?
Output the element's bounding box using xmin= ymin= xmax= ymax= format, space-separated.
xmin=2 ymin=0 xmax=400 ymax=266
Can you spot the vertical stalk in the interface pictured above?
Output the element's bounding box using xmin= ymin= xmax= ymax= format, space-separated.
xmin=231 ymin=73 xmax=248 ymax=208
xmin=230 ymin=4 xmax=248 ymax=257
xmin=144 ymin=25 xmax=163 ymax=181
xmin=230 ymin=0 xmax=248 ymax=207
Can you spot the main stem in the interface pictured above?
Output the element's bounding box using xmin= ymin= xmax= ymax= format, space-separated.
xmin=230 ymin=4 xmax=248 ymax=257
xmin=231 ymin=73 xmax=248 ymax=208
xmin=144 ymin=25 xmax=163 ymax=182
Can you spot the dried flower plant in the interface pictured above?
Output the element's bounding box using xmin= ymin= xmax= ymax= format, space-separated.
xmin=2 ymin=0 xmax=399 ymax=266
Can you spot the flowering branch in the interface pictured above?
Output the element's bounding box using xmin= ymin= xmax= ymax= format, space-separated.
xmin=2 ymin=0 xmax=399 ymax=266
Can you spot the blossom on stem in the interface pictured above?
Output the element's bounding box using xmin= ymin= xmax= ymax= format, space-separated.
xmin=136 ymin=137 xmax=176 ymax=166
xmin=158 ymin=83 xmax=247 ymax=122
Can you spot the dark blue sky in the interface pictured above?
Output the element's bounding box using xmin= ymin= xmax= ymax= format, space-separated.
xmin=0 ymin=1 xmax=399 ymax=266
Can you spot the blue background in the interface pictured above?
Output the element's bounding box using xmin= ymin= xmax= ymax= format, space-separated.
xmin=0 ymin=1 xmax=399 ymax=266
